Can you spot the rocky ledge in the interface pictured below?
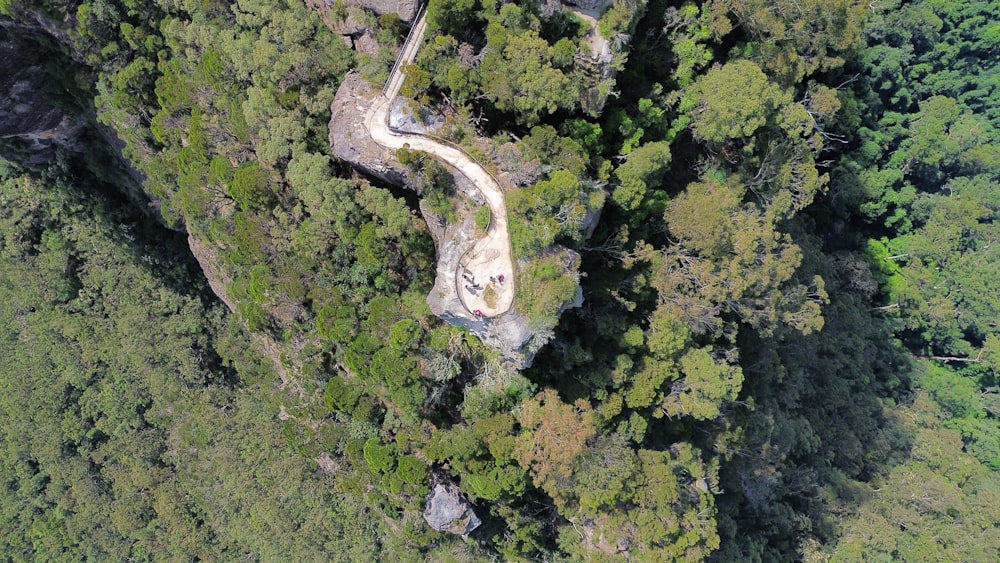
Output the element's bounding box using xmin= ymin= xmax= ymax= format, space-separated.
xmin=330 ymin=73 xmax=583 ymax=368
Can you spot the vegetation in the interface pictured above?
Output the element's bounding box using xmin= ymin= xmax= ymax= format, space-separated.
xmin=397 ymin=145 xmax=457 ymax=222
xmin=515 ymin=250 xmax=580 ymax=330
xmin=0 ymin=165 xmax=401 ymax=560
xmin=2 ymin=0 xmax=999 ymax=560
xmin=473 ymin=204 xmax=490 ymax=232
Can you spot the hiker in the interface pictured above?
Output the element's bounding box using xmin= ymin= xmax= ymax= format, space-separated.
xmin=489 ymin=276 xmax=495 ymax=283
xmin=473 ymin=309 xmax=483 ymax=317
xmin=498 ymin=273 xmax=505 ymax=284
xmin=465 ymin=285 xmax=475 ymax=294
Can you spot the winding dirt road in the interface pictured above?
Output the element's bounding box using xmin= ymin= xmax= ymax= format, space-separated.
xmin=364 ymin=11 xmax=515 ymax=318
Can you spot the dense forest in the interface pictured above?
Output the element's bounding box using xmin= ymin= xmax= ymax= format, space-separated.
xmin=1 ymin=0 xmax=998 ymax=560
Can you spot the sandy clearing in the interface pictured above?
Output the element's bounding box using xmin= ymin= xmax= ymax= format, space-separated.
xmin=569 ymin=5 xmax=611 ymax=60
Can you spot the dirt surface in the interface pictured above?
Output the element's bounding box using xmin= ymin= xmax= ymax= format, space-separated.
xmin=570 ymin=5 xmax=612 ymax=60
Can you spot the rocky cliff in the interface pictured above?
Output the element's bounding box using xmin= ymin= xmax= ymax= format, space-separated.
xmin=309 ymin=0 xmax=419 ymax=23
xmin=0 ymin=23 xmax=148 ymax=213
xmin=0 ymin=27 xmax=84 ymax=167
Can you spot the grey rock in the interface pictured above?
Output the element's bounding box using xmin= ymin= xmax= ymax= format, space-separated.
xmin=423 ymin=483 xmax=481 ymax=536
xmin=0 ymin=30 xmax=81 ymax=166
xmin=388 ymin=97 xmax=445 ymax=135
xmin=563 ymin=0 xmax=612 ymax=11
xmin=313 ymin=0 xmax=418 ymax=22
xmin=0 ymin=23 xmax=148 ymax=212
xmin=329 ymin=72 xmax=412 ymax=187
xmin=348 ymin=0 xmax=420 ymax=23
xmin=333 ymin=11 xmax=382 ymax=56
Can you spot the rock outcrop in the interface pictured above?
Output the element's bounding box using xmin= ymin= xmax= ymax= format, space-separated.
xmin=307 ymin=0 xmax=419 ymax=23
xmin=347 ymin=0 xmax=419 ymax=22
xmin=331 ymin=71 xmax=589 ymax=368
xmin=331 ymin=10 xmax=383 ymax=56
xmin=421 ymin=196 xmax=539 ymax=368
xmin=564 ymin=0 xmax=612 ymax=12
xmin=423 ymin=482 xmax=481 ymax=536
xmin=0 ymin=23 xmax=147 ymax=211
xmin=330 ymin=72 xmax=411 ymax=187
xmin=0 ymin=28 xmax=83 ymax=166
xmin=187 ymin=233 xmax=297 ymax=389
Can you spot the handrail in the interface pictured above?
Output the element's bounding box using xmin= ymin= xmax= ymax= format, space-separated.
xmin=388 ymin=122 xmax=519 ymax=318
xmin=383 ymin=2 xmax=428 ymax=95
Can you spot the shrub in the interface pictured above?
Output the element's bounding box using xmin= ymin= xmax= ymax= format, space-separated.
xmin=324 ymin=376 xmax=362 ymax=412
xmin=316 ymin=304 xmax=358 ymax=344
xmin=238 ymin=300 xmax=269 ymax=331
xmin=389 ymin=319 xmax=421 ymax=350
xmin=475 ymin=205 xmax=491 ymax=232
xmin=516 ymin=253 xmax=580 ymax=326
xmin=370 ymin=348 xmax=419 ymax=389
xmin=227 ymin=161 xmax=273 ymax=210
xmin=363 ymin=437 xmax=397 ymax=473
xmin=395 ymin=454 xmax=427 ymax=485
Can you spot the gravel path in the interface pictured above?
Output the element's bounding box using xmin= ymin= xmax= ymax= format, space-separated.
xmin=365 ymin=10 xmax=516 ymax=318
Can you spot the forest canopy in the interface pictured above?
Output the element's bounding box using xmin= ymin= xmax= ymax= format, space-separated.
xmin=1 ymin=0 xmax=999 ymax=560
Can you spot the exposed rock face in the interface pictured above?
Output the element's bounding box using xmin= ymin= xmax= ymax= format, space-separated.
xmin=330 ymin=72 xmax=411 ymax=187
xmin=348 ymin=0 xmax=419 ymax=22
xmin=0 ymin=23 xmax=148 ymax=211
xmin=0 ymin=28 xmax=83 ymax=166
xmin=389 ymin=98 xmax=445 ymax=135
xmin=186 ymin=234 xmax=238 ymax=313
xmin=564 ymin=0 xmax=612 ymax=12
xmin=331 ymin=11 xmax=383 ymax=56
xmin=307 ymin=0 xmax=419 ymax=22
xmin=187 ymin=233 xmax=298 ymax=389
xmin=423 ymin=483 xmax=481 ymax=536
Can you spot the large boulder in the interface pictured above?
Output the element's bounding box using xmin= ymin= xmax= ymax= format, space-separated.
xmin=347 ymin=0 xmax=419 ymax=22
xmin=423 ymin=483 xmax=481 ymax=536
xmin=308 ymin=0 xmax=419 ymax=22
xmin=329 ymin=72 xmax=411 ymax=187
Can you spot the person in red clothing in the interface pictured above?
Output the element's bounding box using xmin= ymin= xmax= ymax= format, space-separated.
xmin=473 ymin=309 xmax=483 ymax=317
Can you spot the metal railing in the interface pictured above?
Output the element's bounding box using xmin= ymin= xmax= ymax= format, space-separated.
xmin=383 ymin=3 xmax=428 ymax=96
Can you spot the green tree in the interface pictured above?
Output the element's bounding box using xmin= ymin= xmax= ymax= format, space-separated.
xmin=708 ymin=0 xmax=865 ymax=83
xmin=480 ymin=30 xmax=576 ymax=125
xmin=611 ymin=140 xmax=671 ymax=212
xmin=364 ymin=438 xmax=398 ymax=474
xmin=515 ymin=389 xmax=597 ymax=506
xmin=683 ymin=60 xmax=789 ymax=144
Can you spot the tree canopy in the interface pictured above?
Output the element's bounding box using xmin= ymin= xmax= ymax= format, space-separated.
xmin=2 ymin=0 xmax=1000 ymax=560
